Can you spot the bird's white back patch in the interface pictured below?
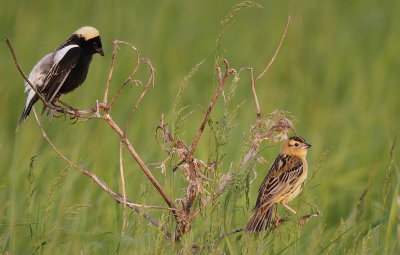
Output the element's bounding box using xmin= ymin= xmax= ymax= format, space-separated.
xmin=25 ymin=53 xmax=54 ymax=93
xmin=74 ymin=26 xmax=100 ymax=41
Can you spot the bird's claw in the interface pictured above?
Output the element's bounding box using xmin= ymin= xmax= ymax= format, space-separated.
xmin=69 ymin=108 xmax=81 ymax=124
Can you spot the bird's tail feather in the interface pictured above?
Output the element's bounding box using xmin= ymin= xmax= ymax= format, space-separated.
xmin=246 ymin=204 xmax=275 ymax=233
xmin=17 ymin=95 xmax=38 ymax=129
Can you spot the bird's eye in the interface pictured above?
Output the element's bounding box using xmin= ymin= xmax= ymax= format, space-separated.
xmin=294 ymin=143 xmax=299 ymax=147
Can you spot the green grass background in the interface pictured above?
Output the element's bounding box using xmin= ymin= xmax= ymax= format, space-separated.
xmin=0 ymin=0 xmax=399 ymax=254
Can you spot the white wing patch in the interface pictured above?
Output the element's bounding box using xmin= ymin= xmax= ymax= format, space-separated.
xmin=53 ymin=45 xmax=79 ymax=65
xmin=45 ymin=44 xmax=79 ymax=102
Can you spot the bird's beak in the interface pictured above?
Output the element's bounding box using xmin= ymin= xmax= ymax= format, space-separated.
xmin=304 ymin=142 xmax=312 ymax=149
xmin=96 ymin=47 xmax=104 ymax=56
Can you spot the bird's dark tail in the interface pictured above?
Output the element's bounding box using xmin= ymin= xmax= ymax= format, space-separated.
xmin=17 ymin=95 xmax=38 ymax=130
xmin=245 ymin=204 xmax=275 ymax=233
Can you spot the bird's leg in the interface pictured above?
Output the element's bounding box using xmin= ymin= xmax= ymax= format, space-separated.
xmin=281 ymin=203 xmax=297 ymax=215
xmin=47 ymin=97 xmax=68 ymax=120
xmin=57 ymin=99 xmax=81 ymax=120
xmin=273 ymin=204 xmax=280 ymax=226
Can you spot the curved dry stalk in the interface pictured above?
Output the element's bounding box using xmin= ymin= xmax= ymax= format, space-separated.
xmin=249 ymin=68 xmax=261 ymax=122
xmin=189 ymin=59 xmax=234 ymax=157
xmin=109 ymin=41 xmax=141 ymax=108
xmin=32 ymin=108 xmax=173 ymax=239
xmin=255 ymin=16 xmax=290 ymax=82
xmin=103 ymin=40 xmax=119 ymax=103
xmin=125 ymin=58 xmax=155 ymax=133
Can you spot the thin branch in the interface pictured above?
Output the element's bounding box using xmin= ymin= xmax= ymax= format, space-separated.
xmin=249 ymin=68 xmax=261 ymax=122
xmin=109 ymin=41 xmax=141 ymax=108
xmin=189 ymin=59 xmax=233 ymax=156
xmin=255 ymin=16 xmax=290 ymax=82
xmin=32 ymin=108 xmax=173 ymax=239
xmin=119 ymin=142 xmax=128 ymax=235
xmin=125 ymin=58 xmax=155 ymax=133
xmin=103 ymin=114 xmax=177 ymax=210
xmin=103 ymin=40 xmax=119 ymax=103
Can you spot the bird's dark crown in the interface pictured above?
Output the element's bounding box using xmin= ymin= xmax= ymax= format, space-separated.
xmin=289 ymin=136 xmax=306 ymax=143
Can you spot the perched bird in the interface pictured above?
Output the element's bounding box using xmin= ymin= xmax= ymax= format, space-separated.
xmin=246 ymin=136 xmax=311 ymax=233
xmin=18 ymin=26 xmax=104 ymax=127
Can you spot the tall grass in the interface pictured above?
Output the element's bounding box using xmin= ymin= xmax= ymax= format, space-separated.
xmin=1 ymin=0 xmax=399 ymax=254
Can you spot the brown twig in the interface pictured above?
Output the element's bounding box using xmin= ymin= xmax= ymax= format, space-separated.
xmin=103 ymin=114 xmax=177 ymax=210
xmin=125 ymin=58 xmax=155 ymax=133
xmin=32 ymin=107 xmax=173 ymax=239
xmin=103 ymin=40 xmax=119 ymax=103
xmin=109 ymin=41 xmax=141 ymax=108
xmin=189 ymin=59 xmax=233 ymax=156
xmin=249 ymin=68 xmax=261 ymax=122
xmin=255 ymin=16 xmax=290 ymax=82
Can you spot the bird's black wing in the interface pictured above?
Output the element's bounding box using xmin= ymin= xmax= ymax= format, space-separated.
xmin=254 ymin=155 xmax=303 ymax=209
xmin=42 ymin=45 xmax=81 ymax=103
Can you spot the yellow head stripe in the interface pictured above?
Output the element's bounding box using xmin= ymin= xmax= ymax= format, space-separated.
xmin=74 ymin=26 xmax=100 ymax=41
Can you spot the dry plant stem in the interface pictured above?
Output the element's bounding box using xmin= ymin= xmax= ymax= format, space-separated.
xmin=189 ymin=59 xmax=233 ymax=156
xmin=103 ymin=114 xmax=177 ymax=210
xmin=32 ymin=108 xmax=172 ymax=239
xmin=125 ymin=58 xmax=154 ymax=133
xmin=109 ymin=41 xmax=141 ymax=108
xmin=174 ymin=60 xmax=233 ymax=237
xmin=119 ymin=142 xmax=128 ymax=235
xmin=255 ymin=16 xmax=290 ymax=82
xmin=103 ymin=40 xmax=119 ymax=103
xmin=249 ymin=68 xmax=261 ymax=122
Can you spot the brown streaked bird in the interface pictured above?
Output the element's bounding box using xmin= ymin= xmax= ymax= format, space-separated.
xmin=18 ymin=26 xmax=104 ymax=127
xmin=246 ymin=136 xmax=311 ymax=233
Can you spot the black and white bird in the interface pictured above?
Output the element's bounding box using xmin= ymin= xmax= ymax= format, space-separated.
xmin=18 ymin=26 xmax=104 ymax=127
